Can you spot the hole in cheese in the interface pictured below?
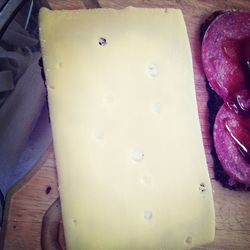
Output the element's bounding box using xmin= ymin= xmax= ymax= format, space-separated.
xmin=144 ymin=210 xmax=153 ymax=220
xmin=147 ymin=63 xmax=158 ymax=77
xmin=131 ymin=147 xmax=144 ymax=162
xmin=185 ymin=236 xmax=192 ymax=245
xmin=98 ymin=37 xmax=107 ymax=46
xmin=199 ymin=182 xmax=206 ymax=193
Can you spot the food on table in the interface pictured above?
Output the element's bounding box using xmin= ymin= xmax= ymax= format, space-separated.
xmin=202 ymin=10 xmax=250 ymax=188
xmin=40 ymin=7 xmax=215 ymax=249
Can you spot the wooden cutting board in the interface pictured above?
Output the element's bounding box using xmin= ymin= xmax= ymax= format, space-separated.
xmin=1 ymin=1 xmax=250 ymax=249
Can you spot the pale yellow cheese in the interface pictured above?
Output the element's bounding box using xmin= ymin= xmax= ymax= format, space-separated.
xmin=39 ymin=7 xmax=215 ymax=250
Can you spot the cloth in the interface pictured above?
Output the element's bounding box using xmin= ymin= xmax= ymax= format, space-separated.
xmin=0 ymin=0 xmax=52 ymax=226
xmin=0 ymin=53 xmax=47 ymax=194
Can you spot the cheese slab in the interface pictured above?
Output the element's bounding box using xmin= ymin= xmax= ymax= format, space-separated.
xmin=39 ymin=7 xmax=215 ymax=249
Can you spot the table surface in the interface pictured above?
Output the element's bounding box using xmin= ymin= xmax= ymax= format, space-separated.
xmin=1 ymin=0 xmax=250 ymax=249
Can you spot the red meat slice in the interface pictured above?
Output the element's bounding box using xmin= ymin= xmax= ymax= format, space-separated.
xmin=202 ymin=10 xmax=250 ymax=99
xmin=214 ymin=102 xmax=250 ymax=185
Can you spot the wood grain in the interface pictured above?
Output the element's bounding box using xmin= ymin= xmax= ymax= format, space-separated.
xmin=0 ymin=145 xmax=59 ymax=250
xmin=1 ymin=1 xmax=250 ymax=249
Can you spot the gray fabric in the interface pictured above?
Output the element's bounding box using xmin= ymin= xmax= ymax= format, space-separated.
xmin=0 ymin=71 xmax=14 ymax=92
xmin=0 ymin=47 xmax=33 ymax=81
xmin=9 ymin=103 xmax=52 ymax=189
xmin=0 ymin=53 xmax=46 ymax=194
xmin=1 ymin=20 xmax=38 ymax=49
xmin=0 ymin=0 xmax=52 ymax=226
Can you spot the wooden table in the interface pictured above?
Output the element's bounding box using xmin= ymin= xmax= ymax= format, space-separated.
xmin=1 ymin=1 xmax=250 ymax=249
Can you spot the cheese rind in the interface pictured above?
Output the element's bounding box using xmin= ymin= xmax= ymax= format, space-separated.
xmin=39 ymin=7 xmax=215 ymax=249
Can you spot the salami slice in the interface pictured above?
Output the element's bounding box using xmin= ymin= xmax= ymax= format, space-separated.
xmin=202 ymin=10 xmax=250 ymax=100
xmin=214 ymin=100 xmax=250 ymax=185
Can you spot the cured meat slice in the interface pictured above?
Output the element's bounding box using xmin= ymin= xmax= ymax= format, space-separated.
xmin=202 ymin=11 xmax=250 ymax=99
xmin=214 ymin=98 xmax=250 ymax=185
